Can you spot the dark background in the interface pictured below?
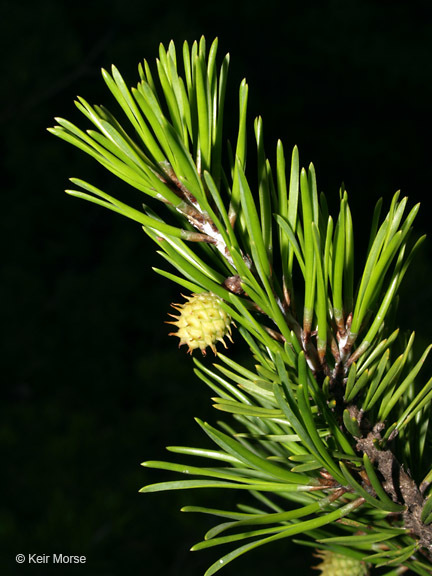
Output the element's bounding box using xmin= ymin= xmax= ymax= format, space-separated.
xmin=1 ymin=0 xmax=432 ymax=574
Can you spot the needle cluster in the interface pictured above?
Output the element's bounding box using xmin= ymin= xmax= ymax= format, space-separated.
xmin=50 ymin=37 xmax=432 ymax=576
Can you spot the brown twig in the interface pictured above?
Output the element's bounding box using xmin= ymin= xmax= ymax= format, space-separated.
xmin=356 ymin=424 xmax=432 ymax=558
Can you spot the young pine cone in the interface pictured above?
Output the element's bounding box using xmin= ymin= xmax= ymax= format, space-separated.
xmin=167 ymin=292 xmax=233 ymax=355
xmin=313 ymin=550 xmax=369 ymax=576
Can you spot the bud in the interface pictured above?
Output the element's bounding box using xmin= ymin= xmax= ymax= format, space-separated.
xmin=167 ymin=292 xmax=233 ymax=355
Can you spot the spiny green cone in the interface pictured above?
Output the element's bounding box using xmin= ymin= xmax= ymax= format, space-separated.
xmin=167 ymin=292 xmax=233 ymax=355
xmin=313 ymin=550 xmax=369 ymax=576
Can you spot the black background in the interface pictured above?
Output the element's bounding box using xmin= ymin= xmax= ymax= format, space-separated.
xmin=1 ymin=0 xmax=432 ymax=574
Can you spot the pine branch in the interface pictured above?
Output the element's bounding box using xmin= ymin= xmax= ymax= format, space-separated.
xmin=50 ymin=37 xmax=432 ymax=575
